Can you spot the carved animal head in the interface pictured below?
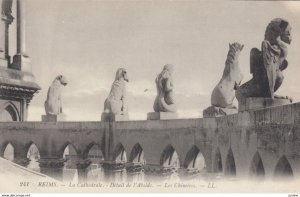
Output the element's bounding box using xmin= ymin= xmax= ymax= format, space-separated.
xmin=229 ymin=42 xmax=244 ymax=53
xmin=55 ymin=75 xmax=68 ymax=86
xmin=223 ymin=42 xmax=244 ymax=78
xmin=115 ymin=68 xmax=129 ymax=82
xmin=163 ymin=64 xmax=174 ymax=74
xmin=265 ymin=18 xmax=292 ymax=45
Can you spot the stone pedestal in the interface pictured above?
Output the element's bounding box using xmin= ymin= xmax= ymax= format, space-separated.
xmin=203 ymin=106 xmax=237 ymax=118
xmin=38 ymin=158 xmax=65 ymax=181
xmin=102 ymin=161 xmax=126 ymax=182
xmin=0 ymin=58 xmax=8 ymax=68
xmin=238 ymin=97 xmax=292 ymax=112
xmin=10 ymin=54 xmax=32 ymax=72
xmin=101 ymin=112 xmax=128 ymax=122
xmin=126 ymin=163 xmax=144 ymax=182
xmin=42 ymin=114 xmax=66 ymax=122
xmin=147 ymin=112 xmax=178 ymax=120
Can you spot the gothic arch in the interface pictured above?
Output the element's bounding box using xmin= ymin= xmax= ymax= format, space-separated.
xmin=0 ymin=142 xmax=15 ymax=161
xmin=249 ymin=152 xmax=265 ymax=178
xmin=129 ymin=143 xmax=144 ymax=164
xmin=160 ymin=145 xmax=180 ymax=168
xmin=83 ymin=142 xmax=104 ymax=159
xmin=26 ymin=142 xmax=41 ymax=172
xmin=0 ymin=141 xmax=14 ymax=156
xmin=113 ymin=143 xmax=127 ymax=162
xmin=59 ymin=142 xmax=79 ymax=158
xmin=274 ymin=156 xmax=293 ymax=178
xmin=0 ymin=102 xmax=20 ymax=121
xmin=25 ymin=141 xmax=41 ymax=156
xmin=184 ymin=145 xmax=206 ymax=171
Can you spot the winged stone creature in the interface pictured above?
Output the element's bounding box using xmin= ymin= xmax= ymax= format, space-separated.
xmin=235 ymin=18 xmax=293 ymax=105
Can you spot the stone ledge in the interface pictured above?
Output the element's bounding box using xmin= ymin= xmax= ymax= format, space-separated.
xmin=101 ymin=112 xmax=129 ymax=122
xmin=147 ymin=112 xmax=178 ymax=120
xmin=239 ymin=97 xmax=292 ymax=112
xmin=10 ymin=54 xmax=32 ymax=73
xmin=203 ymin=106 xmax=237 ymax=118
xmin=42 ymin=114 xmax=66 ymax=122
xmin=0 ymin=58 xmax=8 ymax=68
xmin=0 ymin=67 xmax=41 ymax=91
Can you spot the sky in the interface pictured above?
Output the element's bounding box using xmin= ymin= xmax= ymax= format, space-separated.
xmin=12 ymin=0 xmax=300 ymax=121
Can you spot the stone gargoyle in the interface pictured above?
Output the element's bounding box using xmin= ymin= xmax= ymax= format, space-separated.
xmin=236 ymin=18 xmax=293 ymax=105
xmin=104 ymin=68 xmax=129 ymax=116
xmin=44 ymin=75 xmax=68 ymax=115
xmin=153 ymin=64 xmax=177 ymax=113
xmin=203 ymin=42 xmax=244 ymax=117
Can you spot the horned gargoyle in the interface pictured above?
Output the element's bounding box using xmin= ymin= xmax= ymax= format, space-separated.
xmin=203 ymin=42 xmax=244 ymax=117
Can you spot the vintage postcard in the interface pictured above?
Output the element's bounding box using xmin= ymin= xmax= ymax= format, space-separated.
xmin=0 ymin=0 xmax=300 ymax=195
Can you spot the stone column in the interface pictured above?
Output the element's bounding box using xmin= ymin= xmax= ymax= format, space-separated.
xmin=126 ymin=163 xmax=144 ymax=182
xmin=38 ymin=158 xmax=65 ymax=181
xmin=10 ymin=0 xmax=31 ymax=72
xmin=16 ymin=0 xmax=25 ymax=54
xmin=0 ymin=18 xmax=6 ymax=64
xmin=144 ymin=165 xmax=179 ymax=182
xmin=76 ymin=159 xmax=92 ymax=183
xmin=20 ymin=98 xmax=27 ymax=121
xmin=0 ymin=0 xmax=14 ymax=67
xmin=102 ymin=161 xmax=126 ymax=182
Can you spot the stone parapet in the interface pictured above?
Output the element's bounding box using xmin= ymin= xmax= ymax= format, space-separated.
xmin=0 ymin=102 xmax=300 ymax=182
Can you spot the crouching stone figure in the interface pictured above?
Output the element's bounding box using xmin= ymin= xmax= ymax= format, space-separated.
xmin=102 ymin=68 xmax=129 ymax=121
xmin=203 ymin=42 xmax=244 ymax=117
xmin=42 ymin=75 xmax=68 ymax=122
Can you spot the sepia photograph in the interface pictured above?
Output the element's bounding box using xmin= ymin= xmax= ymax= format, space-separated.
xmin=0 ymin=0 xmax=300 ymax=195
